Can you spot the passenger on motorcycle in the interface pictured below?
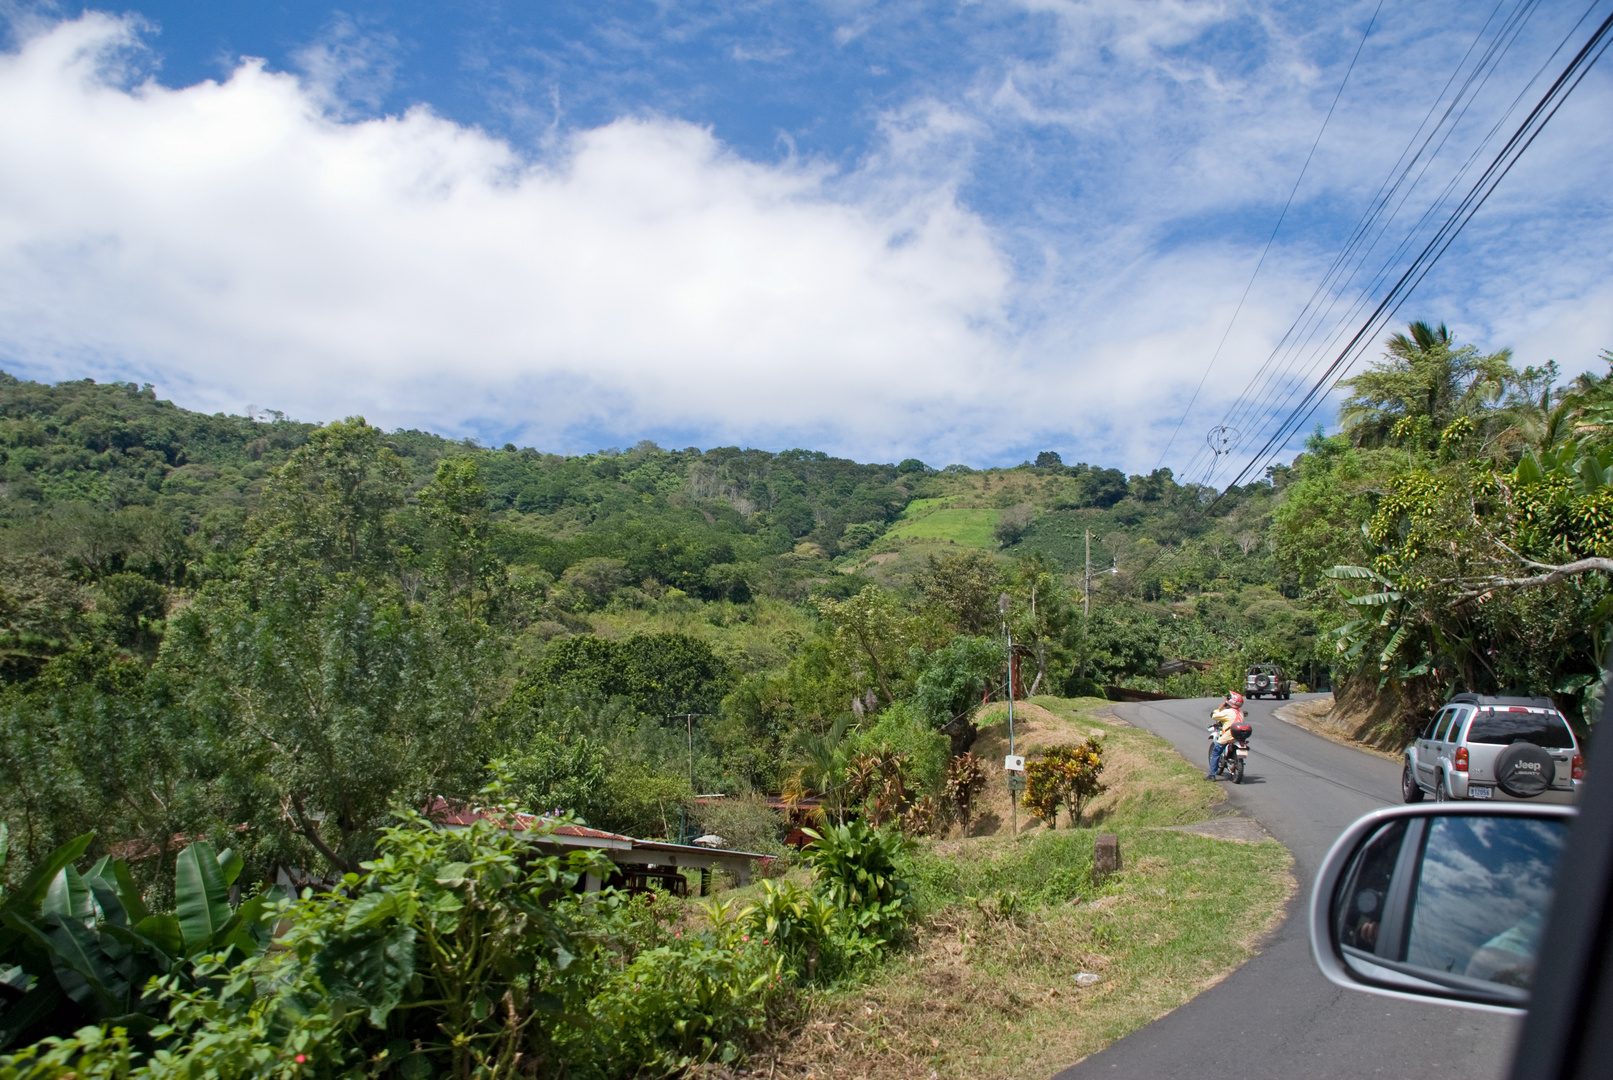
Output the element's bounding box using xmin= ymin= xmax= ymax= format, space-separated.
xmin=1206 ymin=692 xmax=1244 ymax=780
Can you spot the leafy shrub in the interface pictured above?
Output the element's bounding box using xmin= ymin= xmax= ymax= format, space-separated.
xmin=944 ymin=752 xmax=987 ymax=831
xmin=1024 ymin=739 xmax=1107 ymax=828
xmin=851 ymin=701 xmax=948 ymax=797
xmin=741 ymin=879 xmax=878 ymax=986
xmin=586 ymin=910 xmax=783 ymax=1077
xmin=801 ymin=822 xmax=913 ymax=945
xmin=0 ymin=804 xmax=792 ymax=1080
xmin=0 ymin=828 xmax=272 ymax=1050
xmin=910 ymin=636 xmax=1002 ymax=728
xmin=693 ymin=795 xmax=786 ymax=856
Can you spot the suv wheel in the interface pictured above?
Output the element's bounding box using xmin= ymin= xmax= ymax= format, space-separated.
xmin=1433 ymin=772 xmax=1449 ymax=802
xmin=1402 ymin=760 xmax=1424 ymax=803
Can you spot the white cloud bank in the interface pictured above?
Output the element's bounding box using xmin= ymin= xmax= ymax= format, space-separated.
xmin=0 ymin=9 xmax=1607 ymax=472
xmin=0 ymin=14 xmax=1019 ymax=460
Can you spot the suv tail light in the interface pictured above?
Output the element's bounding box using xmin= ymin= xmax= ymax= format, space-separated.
xmin=1573 ymin=753 xmax=1585 ymax=781
xmin=1455 ymin=746 xmax=1469 ymax=773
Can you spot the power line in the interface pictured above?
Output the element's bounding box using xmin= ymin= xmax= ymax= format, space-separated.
xmin=1152 ymin=0 xmax=1384 ymax=473
xmin=1219 ymin=4 xmax=1613 ymax=492
xmin=1205 ymin=0 xmax=1579 ymax=484
xmin=1122 ymin=3 xmax=1613 ymax=589
xmin=1187 ymin=0 xmax=1543 ymax=482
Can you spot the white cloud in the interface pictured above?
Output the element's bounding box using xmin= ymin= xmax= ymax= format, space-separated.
xmin=0 ymin=14 xmax=1016 ymax=461
xmin=0 ymin=5 xmax=1607 ymax=473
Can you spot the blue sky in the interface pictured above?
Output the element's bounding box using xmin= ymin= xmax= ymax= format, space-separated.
xmin=0 ymin=0 xmax=1608 ymax=476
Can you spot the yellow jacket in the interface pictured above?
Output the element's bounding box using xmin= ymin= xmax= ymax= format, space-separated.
xmin=1212 ymin=706 xmax=1242 ymax=745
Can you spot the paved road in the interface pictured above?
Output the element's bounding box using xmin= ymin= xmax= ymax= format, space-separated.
xmin=1051 ymin=693 xmax=1519 ymax=1080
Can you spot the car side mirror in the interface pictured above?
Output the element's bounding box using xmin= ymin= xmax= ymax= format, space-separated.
xmin=1311 ymin=803 xmax=1575 ymax=1014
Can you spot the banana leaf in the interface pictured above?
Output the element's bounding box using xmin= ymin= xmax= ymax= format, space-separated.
xmin=0 ymin=833 xmax=93 ymax=957
xmin=174 ymin=842 xmax=231 ymax=954
xmin=42 ymin=866 xmax=95 ymax=924
xmin=3 ymin=913 xmax=117 ymax=1014
xmin=110 ymin=860 xmax=150 ymax=924
xmin=133 ymin=915 xmax=183 ymax=960
xmin=1325 ymin=564 xmax=1393 ymax=586
xmin=215 ymin=847 xmax=245 ymax=888
xmin=0 ymin=977 xmax=65 ymax=1050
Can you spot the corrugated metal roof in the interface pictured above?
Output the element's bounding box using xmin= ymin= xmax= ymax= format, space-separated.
xmin=425 ymin=799 xmax=770 ymax=861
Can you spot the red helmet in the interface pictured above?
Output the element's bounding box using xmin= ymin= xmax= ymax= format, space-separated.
xmin=1228 ymin=692 xmax=1244 ymax=707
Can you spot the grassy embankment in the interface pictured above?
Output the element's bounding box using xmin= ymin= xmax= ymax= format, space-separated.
xmin=761 ymin=696 xmax=1294 ymax=1079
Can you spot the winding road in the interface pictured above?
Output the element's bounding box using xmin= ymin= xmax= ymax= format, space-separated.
xmin=1050 ymin=693 xmax=1519 ymax=1080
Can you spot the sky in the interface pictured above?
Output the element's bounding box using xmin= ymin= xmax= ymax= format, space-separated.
xmin=0 ymin=0 xmax=1608 ymax=477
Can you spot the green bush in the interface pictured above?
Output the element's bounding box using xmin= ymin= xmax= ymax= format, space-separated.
xmin=589 ymin=904 xmax=783 ymax=1076
xmin=851 ymin=701 xmax=948 ymax=797
xmin=0 ymin=828 xmax=274 ymax=1051
xmin=800 ymin=821 xmax=913 ymax=945
xmin=0 ymin=803 xmax=792 ymax=1080
xmin=693 ymin=795 xmax=786 ymax=856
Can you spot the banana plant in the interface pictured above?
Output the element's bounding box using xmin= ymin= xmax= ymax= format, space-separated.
xmin=0 ymin=831 xmax=276 ymax=1050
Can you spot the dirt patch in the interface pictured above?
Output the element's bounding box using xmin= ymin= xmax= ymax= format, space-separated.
xmin=1157 ymin=815 xmax=1273 ymax=843
xmin=1275 ymin=696 xmax=1401 ymax=762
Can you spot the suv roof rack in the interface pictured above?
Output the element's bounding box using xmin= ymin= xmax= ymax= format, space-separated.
xmin=1448 ymin=692 xmax=1558 ymax=710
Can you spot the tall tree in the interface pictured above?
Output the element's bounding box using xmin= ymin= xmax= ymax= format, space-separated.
xmin=916 ymin=549 xmax=1004 ymax=635
xmin=1338 ymin=321 xmax=1516 ymax=449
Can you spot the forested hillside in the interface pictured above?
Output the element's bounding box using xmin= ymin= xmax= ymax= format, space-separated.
xmin=0 ymin=367 xmax=1300 ymax=879
xmin=4 ymin=324 xmax=1611 ymax=887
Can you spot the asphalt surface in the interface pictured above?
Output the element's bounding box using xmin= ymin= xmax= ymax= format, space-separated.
xmin=1050 ymin=693 xmax=1520 ymax=1080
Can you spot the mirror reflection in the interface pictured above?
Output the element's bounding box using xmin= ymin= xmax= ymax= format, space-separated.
xmin=1333 ymin=814 xmax=1568 ymax=1001
xmin=1406 ymin=816 xmax=1562 ymax=987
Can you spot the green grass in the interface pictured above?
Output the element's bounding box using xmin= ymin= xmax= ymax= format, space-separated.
xmin=885 ymin=507 xmax=1001 ymax=547
xmin=775 ymin=693 xmax=1294 ymax=1080
xmin=895 ymin=496 xmax=956 ymax=520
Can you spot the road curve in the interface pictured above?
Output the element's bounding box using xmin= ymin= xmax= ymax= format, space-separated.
xmin=1050 ymin=693 xmax=1519 ymax=1080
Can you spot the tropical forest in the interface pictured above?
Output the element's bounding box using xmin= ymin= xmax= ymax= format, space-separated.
xmin=0 ymin=322 xmax=1611 ymax=1077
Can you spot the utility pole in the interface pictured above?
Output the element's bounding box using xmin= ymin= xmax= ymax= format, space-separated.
xmin=672 ymin=713 xmax=699 ymax=843
xmin=999 ymin=592 xmax=1017 ymax=839
xmin=1084 ymin=529 xmax=1092 ymax=618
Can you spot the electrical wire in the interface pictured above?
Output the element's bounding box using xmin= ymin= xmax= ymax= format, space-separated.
xmin=1220 ymin=3 xmax=1613 ymax=492
xmin=1205 ymin=0 xmax=1588 ymax=483
xmin=1121 ymin=2 xmax=1613 ymax=589
xmin=1152 ymin=0 xmax=1384 ymax=473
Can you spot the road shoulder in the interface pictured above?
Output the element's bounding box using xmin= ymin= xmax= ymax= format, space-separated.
xmin=1273 ymin=694 xmax=1401 ymax=762
xmin=766 ymin=696 xmax=1294 ymax=1080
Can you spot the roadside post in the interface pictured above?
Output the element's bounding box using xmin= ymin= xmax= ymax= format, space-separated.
xmin=671 ymin=713 xmax=700 ymax=844
xmin=1005 ymin=754 xmax=1026 ymax=839
xmin=1000 ymin=592 xmax=1018 ymax=838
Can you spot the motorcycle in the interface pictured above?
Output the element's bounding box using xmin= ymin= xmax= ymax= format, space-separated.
xmin=1207 ymin=718 xmax=1254 ymax=784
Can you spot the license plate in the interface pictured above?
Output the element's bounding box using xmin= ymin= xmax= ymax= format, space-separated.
xmin=1468 ymin=786 xmax=1493 ymax=799
xmin=1235 ymin=748 xmax=1249 ymax=757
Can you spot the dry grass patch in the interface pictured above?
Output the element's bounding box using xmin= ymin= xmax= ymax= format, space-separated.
xmin=963 ymin=696 xmax=1225 ymax=838
xmin=728 ymin=694 xmax=1293 ymax=1080
xmin=764 ymin=828 xmax=1292 ymax=1080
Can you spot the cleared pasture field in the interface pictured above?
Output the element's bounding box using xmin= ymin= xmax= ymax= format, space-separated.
xmin=885 ymin=506 xmax=1000 ymax=547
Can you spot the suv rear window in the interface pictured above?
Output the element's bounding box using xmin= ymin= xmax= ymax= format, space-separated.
xmin=1466 ymin=709 xmax=1575 ymax=749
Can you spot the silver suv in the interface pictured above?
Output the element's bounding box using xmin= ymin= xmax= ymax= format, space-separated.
xmin=1402 ymin=693 xmax=1583 ymax=805
xmin=1245 ymin=664 xmax=1292 ymax=700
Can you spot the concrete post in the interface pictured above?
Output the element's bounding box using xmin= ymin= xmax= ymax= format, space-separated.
xmin=1094 ymin=834 xmax=1122 ymax=879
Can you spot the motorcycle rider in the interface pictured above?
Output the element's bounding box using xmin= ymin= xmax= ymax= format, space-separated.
xmin=1206 ymin=692 xmax=1245 ymax=780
